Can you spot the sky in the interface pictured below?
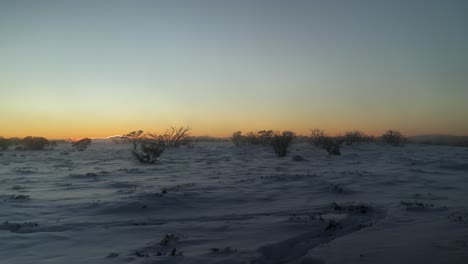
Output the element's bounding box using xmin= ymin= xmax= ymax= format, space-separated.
xmin=1 ymin=0 xmax=467 ymax=139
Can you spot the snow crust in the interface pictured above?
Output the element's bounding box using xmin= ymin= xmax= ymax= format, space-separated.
xmin=1 ymin=142 xmax=467 ymax=263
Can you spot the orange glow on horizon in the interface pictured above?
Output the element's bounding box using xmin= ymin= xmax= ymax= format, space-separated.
xmin=2 ymin=121 xmax=467 ymax=140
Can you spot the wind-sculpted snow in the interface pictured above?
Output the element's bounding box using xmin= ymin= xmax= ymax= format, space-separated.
xmin=0 ymin=142 xmax=468 ymax=263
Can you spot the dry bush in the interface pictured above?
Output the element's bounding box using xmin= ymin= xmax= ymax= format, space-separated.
xmin=123 ymin=126 xmax=190 ymax=164
xmin=159 ymin=126 xmax=191 ymax=147
xmin=271 ymin=131 xmax=295 ymax=157
xmin=344 ymin=130 xmax=374 ymax=145
xmin=310 ymin=129 xmax=326 ymax=146
xmin=320 ymin=137 xmax=343 ymax=155
xmin=244 ymin=130 xmax=274 ymax=145
xmin=0 ymin=137 xmax=10 ymax=150
xmin=21 ymin=136 xmax=51 ymax=150
xmin=381 ymin=130 xmax=406 ymax=146
xmin=133 ymin=137 xmax=166 ymax=164
xmin=232 ymin=131 xmax=246 ymax=146
xmin=72 ymin=138 xmax=91 ymax=151
xmin=123 ymin=130 xmax=164 ymax=164
xmin=232 ymin=130 xmax=277 ymax=146
xmin=308 ymin=129 xmax=343 ymax=155
xmin=121 ymin=130 xmax=144 ymax=150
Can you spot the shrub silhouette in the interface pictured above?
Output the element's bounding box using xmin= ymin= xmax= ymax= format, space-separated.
xmin=246 ymin=130 xmax=274 ymax=145
xmin=133 ymin=134 xmax=166 ymax=164
xmin=0 ymin=137 xmax=10 ymax=150
xmin=271 ymin=131 xmax=295 ymax=157
xmin=232 ymin=131 xmax=246 ymax=146
xmin=310 ymin=129 xmax=326 ymax=146
xmin=121 ymin=130 xmax=145 ymax=150
xmin=309 ymin=129 xmax=343 ymax=155
xmin=148 ymin=126 xmax=191 ymax=148
xmin=320 ymin=137 xmax=343 ymax=155
xmin=232 ymin=130 xmax=275 ymax=146
xmin=344 ymin=130 xmax=373 ymax=145
xmin=72 ymin=138 xmax=91 ymax=151
xmin=123 ymin=127 xmax=189 ymax=164
xmin=21 ymin=136 xmax=50 ymax=150
xmin=381 ymin=130 xmax=405 ymax=146
xmin=123 ymin=130 xmax=161 ymax=163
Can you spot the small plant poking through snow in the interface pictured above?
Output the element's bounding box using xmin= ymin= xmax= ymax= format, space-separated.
xmin=292 ymin=155 xmax=305 ymax=161
xmin=158 ymin=187 xmax=168 ymax=197
xmin=160 ymin=234 xmax=179 ymax=246
xmin=72 ymin=138 xmax=91 ymax=151
xmin=271 ymin=131 xmax=295 ymax=157
xmin=210 ymin=247 xmax=237 ymax=254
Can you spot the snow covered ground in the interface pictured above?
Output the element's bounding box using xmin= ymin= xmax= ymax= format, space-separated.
xmin=1 ymin=141 xmax=468 ymax=264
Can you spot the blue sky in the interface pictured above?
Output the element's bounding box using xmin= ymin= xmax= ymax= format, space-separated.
xmin=1 ymin=0 xmax=467 ymax=138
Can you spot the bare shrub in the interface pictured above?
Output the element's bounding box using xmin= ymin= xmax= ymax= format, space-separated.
xmin=122 ymin=130 xmax=164 ymax=164
xmin=244 ymin=130 xmax=274 ymax=145
xmin=21 ymin=136 xmax=50 ymax=150
xmin=271 ymin=131 xmax=295 ymax=157
xmin=133 ymin=135 xmax=166 ymax=164
xmin=310 ymin=129 xmax=326 ymax=146
xmin=123 ymin=126 xmax=189 ymax=164
xmin=320 ymin=137 xmax=343 ymax=155
xmin=232 ymin=130 xmax=278 ymax=146
xmin=72 ymin=138 xmax=91 ymax=151
xmin=381 ymin=130 xmax=405 ymax=146
xmin=232 ymin=131 xmax=246 ymax=146
xmin=160 ymin=126 xmax=191 ymax=147
xmin=308 ymin=129 xmax=343 ymax=155
xmin=344 ymin=130 xmax=374 ymax=145
xmin=0 ymin=137 xmax=10 ymax=150
xmin=121 ymin=130 xmax=145 ymax=150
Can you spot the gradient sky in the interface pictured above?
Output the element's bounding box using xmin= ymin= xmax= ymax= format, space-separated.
xmin=1 ymin=0 xmax=467 ymax=139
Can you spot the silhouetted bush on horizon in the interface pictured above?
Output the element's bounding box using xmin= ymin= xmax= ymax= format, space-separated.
xmin=21 ymin=136 xmax=51 ymax=150
xmin=344 ymin=130 xmax=374 ymax=145
xmin=231 ymin=130 xmax=275 ymax=145
xmin=122 ymin=126 xmax=192 ymax=164
xmin=231 ymin=130 xmax=295 ymax=157
xmin=134 ymin=137 xmax=166 ymax=164
xmin=0 ymin=137 xmax=10 ymax=150
xmin=309 ymin=129 xmax=343 ymax=155
xmin=310 ymin=129 xmax=326 ymax=147
xmin=380 ymin=130 xmax=406 ymax=146
xmin=272 ymin=131 xmax=295 ymax=157
xmin=72 ymin=138 xmax=92 ymax=151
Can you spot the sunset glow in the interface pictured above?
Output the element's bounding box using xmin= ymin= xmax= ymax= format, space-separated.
xmin=1 ymin=1 xmax=467 ymax=139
